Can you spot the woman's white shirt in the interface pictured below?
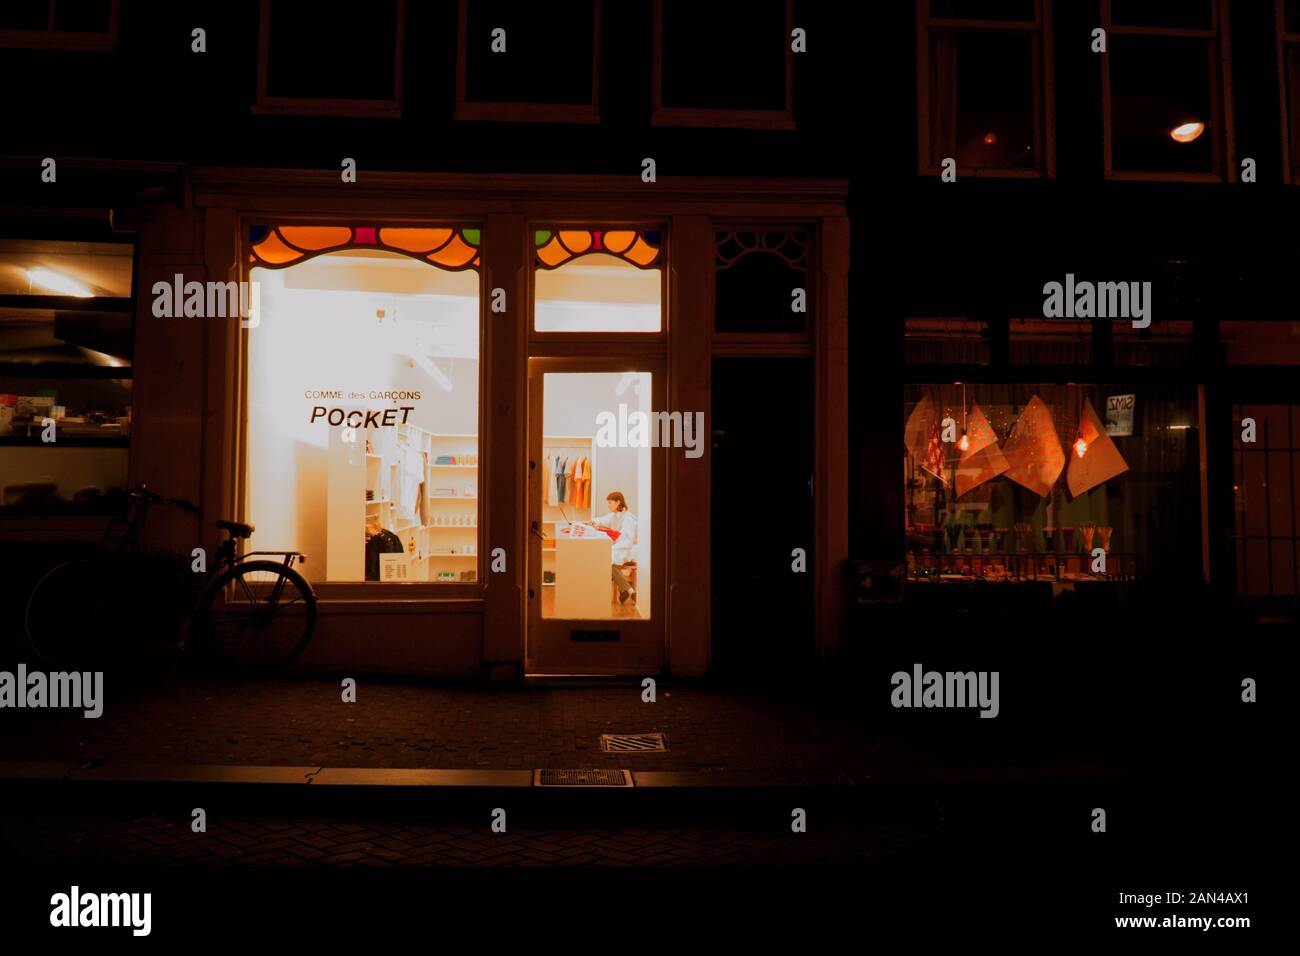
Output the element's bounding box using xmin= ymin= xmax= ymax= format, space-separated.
xmin=594 ymin=511 xmax=638 ymax=564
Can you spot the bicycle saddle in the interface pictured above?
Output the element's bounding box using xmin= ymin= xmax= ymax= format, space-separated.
xmin=216 ymin=520 xmax=255 ymax=538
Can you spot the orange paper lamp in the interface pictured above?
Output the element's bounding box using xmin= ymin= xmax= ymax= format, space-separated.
xmin=1001 ymin=395 xmax=1066 ymax=497
xmin=1067 ymin=399 xmax=1129 ymax=496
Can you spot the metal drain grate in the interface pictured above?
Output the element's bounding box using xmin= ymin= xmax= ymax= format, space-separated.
xmin=534 ymin=769 xmax=633 ymax=788
xmin=599 ymin=733 xmax=667 ymax=753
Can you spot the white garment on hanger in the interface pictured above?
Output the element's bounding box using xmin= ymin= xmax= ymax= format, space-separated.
xmin=398 ymin=445 xmax=423 ymax=519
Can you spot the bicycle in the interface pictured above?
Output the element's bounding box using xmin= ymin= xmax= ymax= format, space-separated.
xmin=25 ymin=486 xmax=318 ymax=672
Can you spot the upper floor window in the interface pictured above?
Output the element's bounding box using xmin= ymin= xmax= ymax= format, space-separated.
xmin=916 ymin=0 xmax=1054 ymax=178
xmin=0 ymin=0 xmax=119 ymax=50
xmin=1101 ymin=0 xmax=1233 ymax=180
xmin=652 ymin=0 xmax=794 ymax=129
xmin=1281 ymin=0 xmax=1300 ymax=182
xmin=456 ymin=0 xmax=600 ymax=123
xmin=255 ymin=0 xmax=405 ymax=118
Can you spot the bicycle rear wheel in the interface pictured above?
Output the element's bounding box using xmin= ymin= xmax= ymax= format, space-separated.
xmin=26 ymin=559 xmax=113 ymax=669
xmin=191 ymin=560 xmax=317 ymax=670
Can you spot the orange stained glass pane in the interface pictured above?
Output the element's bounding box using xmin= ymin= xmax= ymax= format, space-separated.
xmin=558 ymin=230 xmax=593 ymax=253
xmin=603 ymin=230 xmax=636 ymax=253
xmin=278 ymin=226 xmax=354 ymax=250
xmin=537 ymin=239 xmax=571 ymax=267
xmin=379 ymin=227 xmax=455 ymax=253
xmin=625 ymin=236 xmax=660 ymax=266
xmin=427 ymin=234 xmax=478 ymax=268
xmin=251 ymin=229 xmax=305 ymax=265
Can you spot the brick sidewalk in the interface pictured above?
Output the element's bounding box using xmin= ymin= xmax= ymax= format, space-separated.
xmin=0 ymin=812 xmax=940 ymax=867
xmin=0 ymin=674 xmax=886 ymax=774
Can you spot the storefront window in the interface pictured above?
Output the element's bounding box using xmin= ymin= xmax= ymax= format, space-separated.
xmin=247 ymin=225 xmax=481 ymax=583
xmin=902 ymin=383 xmax=1201 ymax=589
xmin=0 ymin=238 xmax=134 ymax=514
xmin=533 ymin=229 xmax=661 ymax=332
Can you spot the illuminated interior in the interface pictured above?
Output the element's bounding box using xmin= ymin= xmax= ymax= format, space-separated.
xmin=534 ymin=229 xmax=662 ymax=332
xmin=248 ymin=247 xmax=480 ymax=583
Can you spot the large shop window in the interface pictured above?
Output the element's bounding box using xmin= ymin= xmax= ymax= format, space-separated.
xmin=1233 ymin=404 xmax=1300 ymax=598
xmin=247 ymin=225 xmax=481 ymax=584
xmin=1101 ymin=0 xmax=1230 ymax=180
xmin=902 ymin=383 xmax=1201 ymax=592
xmin=0 ymin=238 xmax=134 ymax=514
xmin=533 ymin=228 xmax=661 ymax=333
xmin=917 ymin=0 xmax=1053 ymax=177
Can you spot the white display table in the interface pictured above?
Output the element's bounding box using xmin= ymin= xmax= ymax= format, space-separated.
xmin=554 ymin=532 xmax=612 ymax=619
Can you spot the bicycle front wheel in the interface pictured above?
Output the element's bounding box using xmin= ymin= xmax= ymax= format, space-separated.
xmin=191 ymin=560 xmax=318 ymax=670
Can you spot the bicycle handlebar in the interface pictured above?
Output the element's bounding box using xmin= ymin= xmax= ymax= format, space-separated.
xmin=130 ymin=486 xmax=201 ymax=515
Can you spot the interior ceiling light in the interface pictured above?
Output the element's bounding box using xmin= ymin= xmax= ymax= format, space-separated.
xmin=26 ymin=268 xmax=93 ymax=297
xmin=981 ymin=132 xmax=998 ymax=146
xmin=1170 ymin=121 xmax=1205 ymax=144
xmin=1074 ymin=437 xmax=1088 ymax=459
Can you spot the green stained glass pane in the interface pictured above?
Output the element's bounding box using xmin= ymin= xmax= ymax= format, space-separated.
xmin=462 ymin=229 xmax=481 ymax=246
xmin=534 ymin=230 xmax=552 ymax=246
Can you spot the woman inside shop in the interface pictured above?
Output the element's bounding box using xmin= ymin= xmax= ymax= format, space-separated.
xmin=588 ymin=491 xmax=638 ymax=603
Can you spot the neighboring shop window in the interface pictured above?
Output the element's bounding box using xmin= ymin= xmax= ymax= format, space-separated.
xmin=715 ymin=229 xmax=810 ymax=337
xmin=917 ymin=0 xmax=1053 ymax=177
xmin=1282 ymin=0 xmax=1300 ymax=182
xmin=901 ymin=383 xmax=1201 ymax=588
xmin=255 ymin=0 xmax=405 ymax=117
xmin=653 ymin=0 xmax=793 ymax=129
xmin=533 ymin=228 xmax=662 ymax=333
xmin=457 ymin=0 xmax=600 ymax=123
xmin=247 ymin=225 xmax=481 ymax=584
xmin=1233 ymin=404 xmax=1299 ymax=598
xmin=1101 ymin=0 xmax=1231 ymax=180
xmin=0 ymin=237 xmax=134 ymax=514
xmin=0 ymin=0 xmax=119 ymax=50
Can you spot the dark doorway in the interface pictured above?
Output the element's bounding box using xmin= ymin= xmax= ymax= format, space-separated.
xmin=710 ymin=357 xmax=814 ymax=678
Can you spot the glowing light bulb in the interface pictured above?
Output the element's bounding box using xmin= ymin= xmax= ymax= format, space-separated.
xmin=1074 ymin=437 xmax=1088 ymax=459
xmin=981 ymin=132 xmax=997 ymax=146
xmin=1170 ymin=121 xmax=1205 ymax=144
xmin=959 ymin=432 xmax=970 ymax=452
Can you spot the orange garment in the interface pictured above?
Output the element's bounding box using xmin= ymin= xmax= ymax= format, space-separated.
xmin=565 ymin=456 xmax=578 ymax=505
xmin=579 ymin=456 xmax=591 ymax=508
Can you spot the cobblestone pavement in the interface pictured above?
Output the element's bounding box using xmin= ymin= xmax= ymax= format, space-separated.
xmin=0 ymin=812 xmax=940 ymax=867
xmin=1 ymin=674 xmax=888 ymax=773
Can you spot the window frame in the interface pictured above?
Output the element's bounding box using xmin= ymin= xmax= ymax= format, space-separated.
xmin=1100 ymin=0 xmax=1235 ymax=183
xmin=915 ymin=0 xmax=1056 ymax=179
xmin=0 ymin=0 xmax=120 ymax=51
xmin=1279 ymin=0 xmax=1300 ymax=183
xmin=239 ymin=216 xmax=487 ymax=599
xmin=527 ymin=222 xmax=669 ymax=348
xmin=650 ymin=0 xmax=795 ymax=131
xmin=454 ymin=0 xmax=602 ymax=125
xmin=711 ymin=222 xmax=816 ymax=347
xmin=253 ymin=0 xmax=406 ymax=120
